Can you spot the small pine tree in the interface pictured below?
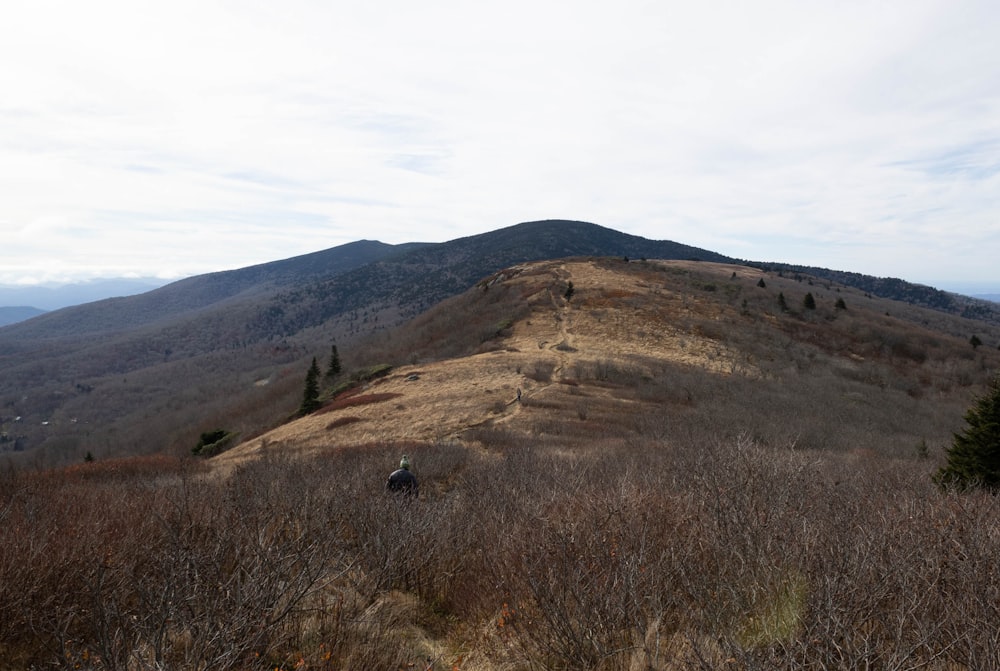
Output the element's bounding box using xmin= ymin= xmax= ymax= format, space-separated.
xmin=778 ymin=292 xmax=788 ymax=312
xmin=298 ymin=357 xmax=322 ymax=416
xmin=326 ymin=344 xmax=342 ymax=379
xmin=84 ymin=451 xmax=94 ymax=463
xmin=564 ymin=281 xmax=575 ymax=301
xmin=970 ymin=335 xmax=982 ymax=349
xmin=835 ymin=297 xmax=847 ymax=310
xmin=934 ymin=376 xmax=1000 ymax=491
xmin=757 ymin=278 xmax=766 ymax=288
xmin=803 ymin=292 xmax=816 ymax=310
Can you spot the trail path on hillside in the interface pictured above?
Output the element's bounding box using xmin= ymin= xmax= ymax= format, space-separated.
xmin=467 ymin=262 xmax=575 ymax=430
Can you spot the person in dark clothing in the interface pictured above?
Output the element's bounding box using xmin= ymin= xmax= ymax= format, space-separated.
xmin=387 ymin=454 xmax=418 ymax=497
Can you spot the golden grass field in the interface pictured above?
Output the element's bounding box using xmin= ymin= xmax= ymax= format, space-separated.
xmin=218 ymin=259 xmax=775 ymax=466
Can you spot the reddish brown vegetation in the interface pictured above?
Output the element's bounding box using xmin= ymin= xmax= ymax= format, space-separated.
xmin=315 ymin=393 xmax=403 ymax=416
xmin=325 ymin=417 xmax=362 ymax=430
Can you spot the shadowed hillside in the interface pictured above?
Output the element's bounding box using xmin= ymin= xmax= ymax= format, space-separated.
xmin=1 ymin=239 xmax=420 ymax=339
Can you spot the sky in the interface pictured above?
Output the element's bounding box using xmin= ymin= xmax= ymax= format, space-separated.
xmin=2 ymin=1 xmax=999 ymax=294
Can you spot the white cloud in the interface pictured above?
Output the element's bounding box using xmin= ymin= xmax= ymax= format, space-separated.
xmin=1 ymin=0 xmax=999 ymax=289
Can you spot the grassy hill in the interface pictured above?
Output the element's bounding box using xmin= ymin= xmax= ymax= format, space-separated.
xmin=0 ymin=221 xmax=735 ymax=463
xmin=3 ymin=255 xmax=1000 ymax=669
xmin=222 ymin=256 xmax=1000 ymax=464
xmin=751 ymin=261 xmax=1000 ymax=326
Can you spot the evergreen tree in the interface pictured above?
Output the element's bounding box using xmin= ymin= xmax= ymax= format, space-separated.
xmin=835 ymin=297 xmax=847 ymax=310
xmin=934 ymin=376 xmax=1000 ymax=491
xmin=298 ymin=357 xmax=322 ymax=416
xmin=564 ymin=281 xmax=575 ymax=301
xmin=778 ymin=292 xmax=788 ymax=312
xmin=757 ymin=278 xmax=766 ymax=288
xmin=970 ymin=335 xmax=982 ymax=349
xmin=326 ymin=344 xmax=342 ymax=379
xmin=803 ymin=292 xmax=816 ymax=310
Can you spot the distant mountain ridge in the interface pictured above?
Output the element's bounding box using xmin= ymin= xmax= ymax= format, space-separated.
xmin=751 ymin=262 xmax=1000 ymax=325
xmin=1 ymin=219 xmax=997 ymax=464
xmin=0 ymin=277 xmax=168 ymax=313
xmin=0 ymin=306 xmax=46 ymax=327
xmin=243 ymin=220 xmax=736 ymax=340
xmin=2 ymin=240 xmax=425 ymax=337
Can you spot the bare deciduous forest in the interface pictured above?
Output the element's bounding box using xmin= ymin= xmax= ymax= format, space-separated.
xmin=2 ymin=257 xmax=1000 ymax=670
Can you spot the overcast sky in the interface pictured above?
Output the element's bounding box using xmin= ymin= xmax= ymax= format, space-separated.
xmin=2 ymin=1 xmax=999 ymax=293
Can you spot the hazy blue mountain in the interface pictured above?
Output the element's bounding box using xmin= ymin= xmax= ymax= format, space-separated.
xmin=0 ymin=277 xmax=169 ymax=312
xmin=0 ymin=306 xmax=47 ymax=327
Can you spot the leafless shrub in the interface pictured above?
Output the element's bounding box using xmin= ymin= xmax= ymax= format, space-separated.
xmin=6 ymin=429 xmax=1000 ymax=669
xmin=525 ymin=361 xmax=556 ymax=383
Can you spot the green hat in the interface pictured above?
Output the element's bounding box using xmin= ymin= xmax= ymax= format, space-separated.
xmin=400 ymin=455 xmax=410 ymax=470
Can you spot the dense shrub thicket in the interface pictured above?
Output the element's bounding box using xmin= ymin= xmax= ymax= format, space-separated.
xmin=2 ymin=436 xmax=999 ymax=670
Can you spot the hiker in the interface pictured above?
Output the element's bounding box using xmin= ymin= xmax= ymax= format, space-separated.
xmin=387 ymin=454 xmax=419 ymax=497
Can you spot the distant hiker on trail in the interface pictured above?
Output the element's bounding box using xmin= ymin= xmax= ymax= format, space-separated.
xmin=387 ymin=455 xmax=418 ymax=497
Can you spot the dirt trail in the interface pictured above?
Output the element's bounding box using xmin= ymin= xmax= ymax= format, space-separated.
xmin=488 ymin=263 xmax=577 ymax=428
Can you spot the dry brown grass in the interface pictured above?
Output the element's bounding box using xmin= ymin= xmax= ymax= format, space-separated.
xmin=216 ymin=260 xmax=762 ymax=464
xmin=218 ymin=257 xmax=1000 ymax=467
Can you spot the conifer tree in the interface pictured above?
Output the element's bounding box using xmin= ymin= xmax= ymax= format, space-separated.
xmin=326 ymin=344 xmax=342 ymax=379
xmin=934 ymin=376 xmax=1000 ymax=491
xmin=803 ymin=292 xmax=816 ymax=310
xmin=298 ymin=357 xmax=322 ymax=416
